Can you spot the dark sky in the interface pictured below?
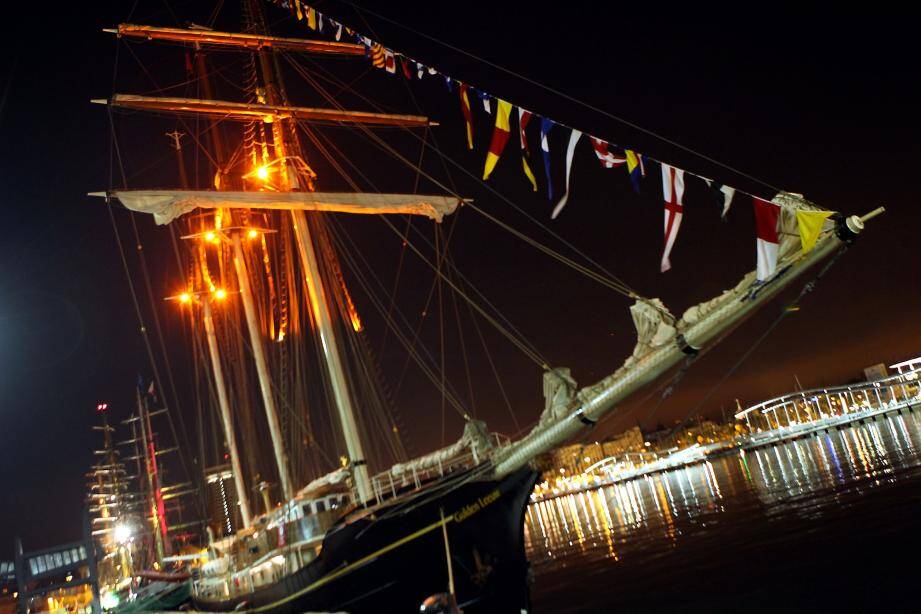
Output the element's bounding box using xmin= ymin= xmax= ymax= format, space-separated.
xmin=0 ymin=1 xmax=916 ymax=553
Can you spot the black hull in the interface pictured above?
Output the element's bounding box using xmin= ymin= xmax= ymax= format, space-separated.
xmin=194 ymin=466 xmax=539 ymax=613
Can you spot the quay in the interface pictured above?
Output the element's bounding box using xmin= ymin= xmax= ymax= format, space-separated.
xmin=532 ymin=359 xmax=921 ymax=502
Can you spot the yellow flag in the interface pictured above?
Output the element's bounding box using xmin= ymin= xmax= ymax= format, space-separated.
xmin=795 ymin=210 xmax=833 ymax=253
xmin=307 ymin=7 xmax=318 ymax=30
xmin=294 ymin=0 xmax=304 ymax=20
xmin=522 ymin=156 xmax=537 ymax=191
xmin=483 ymin=99 xmax=513 ymax=180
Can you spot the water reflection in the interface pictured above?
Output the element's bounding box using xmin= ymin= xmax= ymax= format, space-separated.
xmin=526 ymin=411 xmax=921 ymax=582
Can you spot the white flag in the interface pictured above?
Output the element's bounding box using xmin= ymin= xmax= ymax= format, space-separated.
xmin=551 ymin=128 xmax=582 ymax=219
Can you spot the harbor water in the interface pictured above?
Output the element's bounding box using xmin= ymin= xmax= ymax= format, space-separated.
xmin=526 ymin=409 xmax=921 ymax=612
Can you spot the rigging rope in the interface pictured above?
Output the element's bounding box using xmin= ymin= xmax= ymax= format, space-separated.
xmin=297 ymin=125 xmax=475 ymax=414
xmin=680 ymin=247 xmax=849 ymax=425
xmin=332 ymin=0 xmax=785 ymax=195
xmin=292 ymin=104 xmax=552 ymax=376
xmin=106 ymin=107 xmax=200 ymax=513
xmin=282 ymin=51 xmax=641 ymax=300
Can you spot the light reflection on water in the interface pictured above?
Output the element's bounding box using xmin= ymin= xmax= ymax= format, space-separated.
xmin=527 ymin=410 xmax=921 ymax=611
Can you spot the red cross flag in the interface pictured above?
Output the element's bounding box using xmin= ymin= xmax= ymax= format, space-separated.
xmin=661 ymin=163 xmax=685 ymax=272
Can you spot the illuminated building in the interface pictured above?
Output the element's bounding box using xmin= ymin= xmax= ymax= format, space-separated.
xmin=205 ymin=465 xmax=241 ymax=537
xmin=547 ymin=426 xmax=646 ymax=476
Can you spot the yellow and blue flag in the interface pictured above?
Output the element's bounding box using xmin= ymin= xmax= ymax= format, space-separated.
xmin=625 ymin=149 xmax=646 ymax=193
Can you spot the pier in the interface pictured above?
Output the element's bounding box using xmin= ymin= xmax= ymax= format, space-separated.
xmin=533 ymin=363 xmax=921 ymax=502
xmin=735 ymin=364 xmax=920 ymax=449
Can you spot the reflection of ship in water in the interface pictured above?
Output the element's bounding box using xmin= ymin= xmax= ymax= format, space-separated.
xmin=525 ymin=410 xmax=921 ymax=585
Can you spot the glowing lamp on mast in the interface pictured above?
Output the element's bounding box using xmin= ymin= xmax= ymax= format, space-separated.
xmin=114 ymin=523 xmax=133 ymax=544
xmin=213 ymin=288 xmax=227 ymax=301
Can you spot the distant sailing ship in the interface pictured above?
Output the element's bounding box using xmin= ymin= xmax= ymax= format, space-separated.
xmin=90 ymin=2 xmax=881 ymax=612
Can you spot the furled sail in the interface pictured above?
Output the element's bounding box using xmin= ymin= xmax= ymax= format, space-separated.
xmin=388 ymin=420 xmax=494 ymax=478
xmin=93 ymin=190 xmax=463 ymax=224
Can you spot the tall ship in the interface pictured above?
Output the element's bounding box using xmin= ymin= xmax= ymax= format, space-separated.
xmin=90 ymin=2 xmax=881 ymax=612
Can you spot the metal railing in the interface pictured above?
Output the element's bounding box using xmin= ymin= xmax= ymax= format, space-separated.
xmin=364 ymin=433 xmax=510 ymax=507
xmin=735 ymin=367 xmax=921 ymax=431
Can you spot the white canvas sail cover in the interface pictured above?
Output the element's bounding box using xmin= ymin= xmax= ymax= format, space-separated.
xmin=538 ymin=368 xmax=577 ymax=426
xmin=389 ymin=420 xmax=493 ymax=477
xmin=96 ymin=190 xmax=463 ymax=224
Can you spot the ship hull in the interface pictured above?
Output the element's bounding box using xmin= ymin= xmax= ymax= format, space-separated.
xmin=193 ymin=466 xmax=539 ymax=613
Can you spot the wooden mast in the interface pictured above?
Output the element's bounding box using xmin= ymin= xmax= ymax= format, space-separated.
xmin=246 ymin=0 xmax=374 ymax=503
xmin=108 ymin=24 xmax=367 ymax=56
xmin=201 ymin=296 xmax=253 ymax=527
xmin=187 ymin=42 xmax=258 ymax=524
xmin=98 ymin=94 xmax=434 ymax=127
xmin=98 ymin=14 xmax=416 ymax=505
xmin=230 ymin=228 xmax=295 ymax=502
xmin=134 ymin=389 xmax=167 ymax=567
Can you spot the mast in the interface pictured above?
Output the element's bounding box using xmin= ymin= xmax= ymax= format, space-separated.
xmin=183 ymin=45 xmax=254 ymax=523
xmin=248 ymin=1 xmax=373 ymax=502
xmin=290 ymin=211 xmax=372 ymax=501
xmin=184 ymin=32 xmax=296 ymax=505
xmin=135 ymin=389 xmax=167 ymax=567
xmin=201 ymin=295 xmax=253 ymax=526
xmin=97 ymin=20 xmax=440 ymax=505
xmin=230 ymin=230 xmax=295 ymax=501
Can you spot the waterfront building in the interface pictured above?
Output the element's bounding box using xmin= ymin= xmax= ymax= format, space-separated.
xmin=546 ymin=426 xmax=646 ymax=476
xmin=652 ymin=420 xmax=744 ymax=450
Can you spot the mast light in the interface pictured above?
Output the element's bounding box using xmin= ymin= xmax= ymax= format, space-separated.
xmin=166 ymin=289 xmax=237 ymax=304
xmin=114 ymin=523 xmax=133 ymax=544
xmin=180 ymin=226 xmax=276 ymax=243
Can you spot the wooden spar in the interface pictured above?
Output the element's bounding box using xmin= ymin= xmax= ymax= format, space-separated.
xmin=109 ymin=24 xmax=367 ymax=56
xmin=201 ymin=297 xmax=253 ymax=529
xmin=96 ymin=94 xmax=435 ymax=128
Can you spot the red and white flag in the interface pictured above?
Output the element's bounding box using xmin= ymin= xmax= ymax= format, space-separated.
xmin=589 ymin=137 xmax=626 ymax=168
xmin=518 ymin=108 xmax=538 ymax=191
xmin=753 ymin=197 xmax=781 ymax=280
xmin=660 ymin=163 xmax=685 ymax=272
xmin=383 ymin=49 xmax=396 ymax=74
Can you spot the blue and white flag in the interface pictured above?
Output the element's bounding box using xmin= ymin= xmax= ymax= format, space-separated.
xmin=477 ymin=90 xmax=491 ymax=114
xmin=540 ymin=117 xmax=554 ymax=201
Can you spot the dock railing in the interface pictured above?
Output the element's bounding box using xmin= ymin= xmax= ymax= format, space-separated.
xmin=735 ymin=368 xmax=921 ymax=434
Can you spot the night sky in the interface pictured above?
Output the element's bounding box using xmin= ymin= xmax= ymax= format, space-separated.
xmin=0 ymin=2 xmax=916 ymax=553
